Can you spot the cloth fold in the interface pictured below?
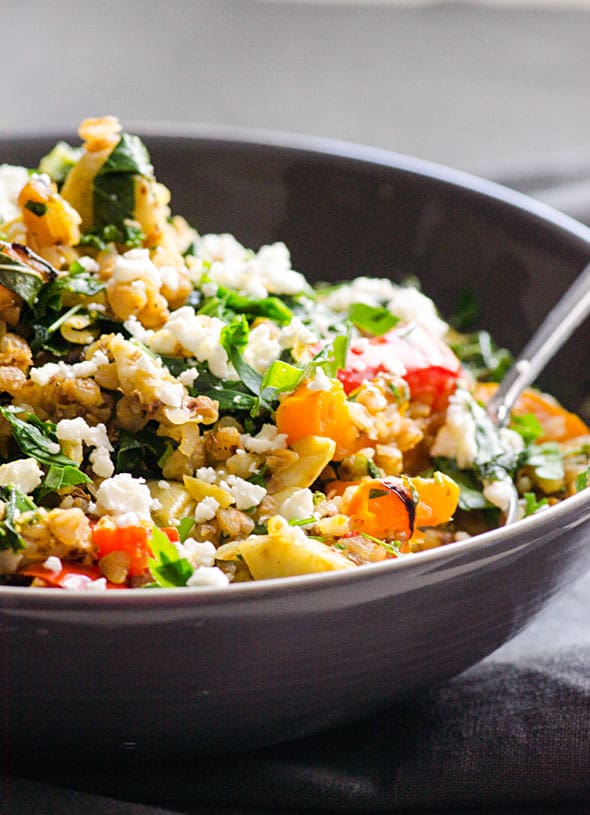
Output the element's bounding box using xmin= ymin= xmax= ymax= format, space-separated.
xmin=5 ymin=647 xmax=590 ymax=814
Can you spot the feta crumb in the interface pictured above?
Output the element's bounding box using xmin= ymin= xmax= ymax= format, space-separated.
xmin=179 ymin=537 xmax=217 ymax=568
xmin=178 ymin=367 xmax=199 ymax=387
xmin=62 ymin=574 xmax=108 ymax=591
xmin=483 ymin=477 xmax=515 ymax=512
xmin=195 ymin=466 xmax=217 ymax=484
xmin=89 ymin=446 xmax=115 ymax=479
xmin=241 ymin=424 xmax=287 ymax=454
xmin=116 ymin=512 xmax=141 ymax=527
xmin=186 ymin=565 xmax=230 ymax=588
xmin=225 ymin=475 xmax=266 ymax=510
xmin=43 ymin=556 xmax=62 ymax=575
xmin=0 ymin=164 xmax=29 ymax=222
xmin=110 ymin=248 xmax=161 ymax=288
xmin=0 ymin=458 xmax=43 ymax=494
xmin=94 ymin=473 xmax=154 ymax=521
xmin=275 ymin=488 xmax=315 ymax=521
xmin=307 ymin=367 xmax=333 ymax=392
xmin=201 ymin=281 xmax=218 ymax=298
xmin=194 ymin=496 xmax=220 ymax=523
xmin=430 ymin=389 xmax=478 ymax=469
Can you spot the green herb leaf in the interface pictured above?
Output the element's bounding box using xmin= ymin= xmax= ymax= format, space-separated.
xmin=260 ymin=360 xmax=304 ymax=393
xmin=0 ymin=485 xmax=37 ymax=552
xmin=525 ymin=442 xmax=565 ymax=483
xmin=38 ymin=141 xmax=82 ymax=186
xmin=116 ymin=426 xmax=175 ymax=478
xmin=575 ymin=467 xmax=590 ymax=493
xmin=177 ymin=517 xmax=195 ymax=542
xmin=0 ymin=246 xmax=46 ymax=306
xmin=348 ymin=302 xmax=399 ymax=336
xmin=0 ymin=407 xmax=78 ymax=469
xmin=523 ymin=492 xmax=549 ymax=517
xmin=92 ymin=132 xmax=152 ymax=234
xmin=451 ymin=330 xmax=512 ymax=383
xmin=147 ymin=526 xmax=193 ymax=588
xmin=24 ymin=200 xmax=47 ymax=217
xmin=509 ymin=413 xmax=544 ymax=445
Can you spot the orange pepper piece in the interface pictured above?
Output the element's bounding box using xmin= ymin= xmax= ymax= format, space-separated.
xmin=340 ymin=473 xmax=460 ymax=540
xmin=474 ymin=383 xmax=589 ymax=442
xmin=275 ymin=378 xmax=359 ymax=459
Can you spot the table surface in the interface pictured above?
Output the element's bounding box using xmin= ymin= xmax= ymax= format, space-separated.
xmin=2 ymin=2 xmax=590 ymax=812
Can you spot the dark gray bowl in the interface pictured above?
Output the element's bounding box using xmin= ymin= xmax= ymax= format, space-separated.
xmin=2 ymin=126 xmax=590 ymax=761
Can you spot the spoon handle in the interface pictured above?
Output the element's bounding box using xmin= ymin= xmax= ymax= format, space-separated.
xmin=487 ymin=258 xmax=590 ymax=427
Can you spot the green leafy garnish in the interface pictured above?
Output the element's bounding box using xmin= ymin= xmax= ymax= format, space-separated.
xmin=433 ymin=457 xmax=492 ymax=511
xmin=38 ymin=141 xmax=82 ymax=186
xmin=38 ymin=464 xmax=92 ymax=498
xmin=0 ymin=245 xmax=47 ymax=306
xmin=575 ymin=467 xmax=590 ymax=492
xmin=525 ymin=442 xmax=565 ymax=483
xmin=260 ymin=360 xmax=304 ymax=393
xmin=509 ymin=413 xmax=544 ymax=445
xmin=0 ymin=406 xmax=85 ymax=471
xmin=451 ymin=330 xmax=512 ymax=383
xmin=348 ymin=302 xmax=399 ymax=336
xmin=200 ymin=286 xmax=293 ymax=325
xmin=177 ymin=517 xmax=195 ymax=542
xmin=116 ymin=426 xmax=176 ymax=478
xmin=523 ymin=492 xmax=549 ymax=517
xmin=91 ymin=132 xmax=152 ymax=239
xmin=0 ymin=486 xmax=37 ymax=552
xmin=146 ymin=526 xmax=193 ymax=588
xmin=24 ymin=200 xmax=47 ymax=217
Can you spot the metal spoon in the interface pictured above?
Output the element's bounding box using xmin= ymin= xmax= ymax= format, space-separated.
xmin=486 ymin=257 xmax=590 ymax=524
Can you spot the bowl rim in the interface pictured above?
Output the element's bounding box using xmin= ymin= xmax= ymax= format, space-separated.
xmin=1 ymin=122 xmax=590 ymax=606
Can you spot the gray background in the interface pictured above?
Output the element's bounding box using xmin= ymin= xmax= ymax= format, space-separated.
xmin=3 ymin=0 xmax=590 ymax=652
xmin=3 ymin=0 xmax=590 ymax=183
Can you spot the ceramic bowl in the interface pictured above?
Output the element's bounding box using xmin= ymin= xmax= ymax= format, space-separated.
xmin=2 ymin=127 xmax=590 ymax=761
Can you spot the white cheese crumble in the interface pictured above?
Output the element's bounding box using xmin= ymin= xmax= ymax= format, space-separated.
xmin=0 ymin=458 xmax=43 ymax=494
xmin=307 ymin=367 xmax=333 ymax=392
xmin=43 ymin=556 xmax=62 ymax=575
xmin=0 ymin=164 xmax=29 ymax=222
xmin=430 ymin=389 xmax=478 ymax=469
xmin=223 ymin=475 xmax=266 ymax=510
xmin=241 ymin=424 xmax=287 ymax=454
xmin=94 ymin=474 xmax=155 ymax=521
xmin=62 ymin=574 xmax=108 ymax=591
xmin=148 ymin=307 xmax=232 ymax=379
xmin=483 ymin=477 xmax=515 ymax=512
xmin=243 ymin=322 xmax=281 ymax=375
xmin=275 ymin=488 xmax=315 ymax=521
xmin=55 ymin=417 xmax=114 ymax=478
xmin=186 ymin=565 xmax=230 ymax=588
xmin=194 ymin=496 xmax=220 ymax=524
xmin=318 ymin=276 xmax=448 ymax=338
xmin=110 ymin=248 xmax=161 ymax=289
xmin=178 ymin=537 xmax=217 ymax=569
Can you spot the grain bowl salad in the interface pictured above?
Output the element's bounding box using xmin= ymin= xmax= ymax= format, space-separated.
xmin=0 ymin=116 xmax=588 ymax=590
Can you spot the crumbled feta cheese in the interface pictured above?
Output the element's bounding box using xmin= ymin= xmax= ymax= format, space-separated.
xmin=29 ymin=355 xmax=104 ymax=387
xmin=241 ymin=424 xmax=287 ymax=454
xmin=200 ymin=281 xmax=218 ymax=298
xmin=275 ymin=488 xmax=315 ymax=521
xmin=186 ymin=565 xmax=230 ymax=588
xmin=116 ymin=512 xmax=141 ymax=528
xmin=195 ymin=467 xmax=217 ymax=484
xmin=43 ymin=556 xmax=62 ymax=575
xmin=307 ymin=367 xmax=333 ymax=392
xmin=243 ymin=322 xmax=281 ymax=375
xmin=0 ymin=164 xmax=29 ymax=222
xmin=179 ymin=537 xmax=217 ymax=568
xmin=194 ymin=496 xmax=220 ymax=523
xmin=483 ymin=477 xmax=515 ymax=512
xmin=178 ymin=367 xmax=199 ymax=387
xmin=224 ymin=475 xmax=266 ymax=510
xmin=94 ymin=473 xmax=154 ymax=521
xmin=278 ymin=316 xmax=317 ymax=351
xmin=431 ymin=390 xmax=478 ymax=469
xmin=89 ymin=446 xmax=115 ymax=479
xmin=62 ymin=574 xmax=108 ymax=591
xmin=110 ymin=248 xmax=161 ymax=289
xmin=75 ymin=256 xmax=100 ymax=273
xmin=148 ymin=307 xmax=232 ymax=379
xmin=124 ymin=315 xmax=155 ymax=344
xmin=0 ymin=458 xmax=43 ymax=494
